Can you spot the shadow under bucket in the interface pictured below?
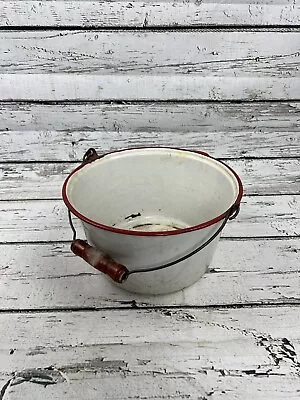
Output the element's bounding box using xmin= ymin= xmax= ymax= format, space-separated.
xmin=62 ymin=147 xmax=243 ymax=295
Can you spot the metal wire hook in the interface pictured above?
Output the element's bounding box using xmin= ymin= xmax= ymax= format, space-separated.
xmin=68 ymin=210 xmax=77 ymax=241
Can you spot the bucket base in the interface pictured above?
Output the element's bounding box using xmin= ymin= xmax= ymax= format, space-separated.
xmin=115 ymin=213 xmax=189 ymax=232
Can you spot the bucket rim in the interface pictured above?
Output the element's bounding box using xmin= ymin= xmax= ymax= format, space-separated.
xmin=62 ymin=147 xmax=243 ymax=237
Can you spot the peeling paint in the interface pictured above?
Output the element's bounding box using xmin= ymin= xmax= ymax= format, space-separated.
xmin=0 ymin=366 xmax=67 ymax=399
xmin=60 ymin=358 xmax=128 ymax=373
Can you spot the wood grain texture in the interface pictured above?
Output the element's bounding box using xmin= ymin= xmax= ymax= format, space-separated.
xmin=1 ymin=159 xmax=299 ymax=200
xmin=1 ymin=0 xmax=300 ymax=27
xmin=4 ymin=73 xmax=300 ymax=101
xmin=1 ymin=30 xmax=299 ymax=100
xmin=0 ymin=239 xmax=299 ymax=309
xmin=1 ymin=307 xmax=300 ymax=399
xmin=0 ymin=195 xmax=299 ymax=243
xmin=3 ymin=375 xmax=300 ymax=400
xmin=1 ymin=102 xmax=299 ymax=161
xmin=3 ymin=30 xmax=300 ymax=75
xmin=4 ymin=74 xmax=299 ymax=101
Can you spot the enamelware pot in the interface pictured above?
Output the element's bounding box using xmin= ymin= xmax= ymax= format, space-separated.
xmin=62 ymin=147 xmax=243 ymax=295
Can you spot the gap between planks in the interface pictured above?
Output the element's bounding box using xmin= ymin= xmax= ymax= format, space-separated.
xmin=1 ymin=236 xmax=299 ymax=246
xmin=1 ymin=27 xmax=300 ymax=31
xmin=2 ymin=157 xmax=300 ymax=163
xmin=2 ymin=99 xmax=300 ymax=103
xmin=2 ymin=194 xmax=300 ymax=202
xmin=0 ymin=302 xmax=300 ymax=314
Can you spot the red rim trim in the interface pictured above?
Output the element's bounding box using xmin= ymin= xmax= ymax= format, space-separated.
xmin=62 ymin=147 xmax=243 ymax=237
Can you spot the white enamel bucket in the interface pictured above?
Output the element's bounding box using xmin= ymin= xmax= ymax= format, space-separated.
xmin=62 ymin=147 xmax=243 ymax=295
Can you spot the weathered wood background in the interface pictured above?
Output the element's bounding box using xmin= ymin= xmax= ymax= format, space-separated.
xmin=0 ymin=1 xmax=299 ymax=399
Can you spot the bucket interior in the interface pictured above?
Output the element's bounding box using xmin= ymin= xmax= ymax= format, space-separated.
xmin=65 ymin=148 xmax=241 ymax=232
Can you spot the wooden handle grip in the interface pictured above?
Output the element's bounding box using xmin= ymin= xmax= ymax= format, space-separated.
xmin=71 ymin=239 xmax=129 ymax=283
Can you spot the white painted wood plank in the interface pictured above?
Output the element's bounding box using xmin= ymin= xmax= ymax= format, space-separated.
xmin=0 ymin=307 xmax=300 ymax=399
xmin=0 ymin=196 xmax=299 ymax=243
xmin=2 ymin=30 xmax=300 ymax=76
xmin=3 ymin=375 xmax=300 ymax=400
xmin=2 ymin=74 xmax=299 ymax=101
xmin=1 ymin=1 xmax=300 ymax=27
xmin=1 ymin=30 xmax=299 ymax=100
xmin=1 ymin=102 xmax=299 ymax=160
xmin=1 ymin=159 xmax=299 ymax=200
xmin=0 ymin=239 xmax=299 ymax=309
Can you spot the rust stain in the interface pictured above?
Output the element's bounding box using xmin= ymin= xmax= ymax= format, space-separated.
xmin=124 ymin=212 xmax=141 ymax=220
